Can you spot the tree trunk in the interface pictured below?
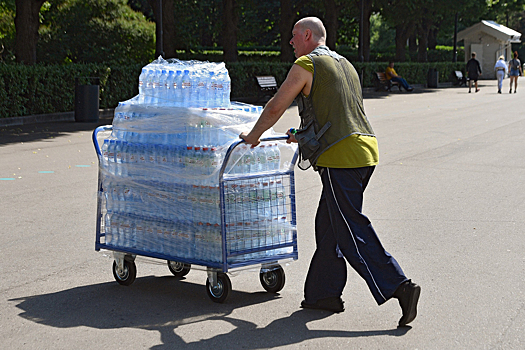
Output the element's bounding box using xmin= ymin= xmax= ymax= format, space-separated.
xmin=428 ymin=27 xmax=438 ymax=50
xmin=280 ymin=0 xmax=296 ymax=62
xmin=324 ymin=0 xmax=339 ymax=50
xmin=408 ymin=33 xmax=417 ymax=54
xmin=362 ymin=0 xmax=372 ymax=62
xmin=395 ymin=24 xmax=408 ymax=62
xmin=417 ymin=22 xmax=431 ymax=62
xmin=148 ymin=0 xmax=178 ymax=58
xmin=14 ymin=0 xmax=46 ymax=65
xmin=222 ymin=0 xmax=238 ymax=62
xmin=162 ymin=0 xmax=177 ymax=58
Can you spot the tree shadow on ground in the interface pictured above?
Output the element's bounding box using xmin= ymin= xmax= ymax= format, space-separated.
xmin=0 ymin=117 xmax=114 ymax=147
xmin=10 ymin=275 xmax=410 ymax=349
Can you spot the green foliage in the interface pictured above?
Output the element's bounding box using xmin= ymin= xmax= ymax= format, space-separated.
xmin=37 ymin=0 xmax=155 ymax=64
xmin=0 ymin=0 xmax=15 ymax=62
xmin=0 ymin=59 xmax=466 ymax=118
xmin=0 ymin=63 xmax=141 ymax=118
xmin=226 ymin=61 xmax=292 ymax=98
xmin=353 ymin=61 xmax=466 ymax=87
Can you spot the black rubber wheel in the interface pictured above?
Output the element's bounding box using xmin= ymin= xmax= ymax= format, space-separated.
xmin=167 ymin=261 xmax=191 ymax=277
xmin=112 ymin=259 xmax=137 ymax=286
xmin=206 ymin=273 xmax=232 ymax=303
xmin=260 ymin=266 xmax=285 ymax=293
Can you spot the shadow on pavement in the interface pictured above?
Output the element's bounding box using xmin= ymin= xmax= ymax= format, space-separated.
xmin=0 ymin=117 xmax=114 ymax=147
xmin=10 ymin=275 xmax=409 ymax=349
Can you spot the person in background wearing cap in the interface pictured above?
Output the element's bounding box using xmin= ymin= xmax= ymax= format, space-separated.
xmin=240 ymin=16 xmax=420 ymax=327
xmin=508 ymin=51 xmax=523 ymax=93
xmin=494 ymin=56 xmax=507 ymax=94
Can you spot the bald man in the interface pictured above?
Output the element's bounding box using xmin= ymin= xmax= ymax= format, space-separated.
xmin=240 ymin=17 xmax=420 ymax=327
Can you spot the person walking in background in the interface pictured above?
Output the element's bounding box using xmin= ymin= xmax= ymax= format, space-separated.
xmin=508 ymin=51 xmax=522 ymax=93
xmin=385 ymin=61 xmax=414 ymax=92
xmin=240 ymin=17 xmax=420 ymax=327
xmin=466 ymin=52 xmax=482 ymax=93
xmin=494 ymin=56 xmax=507 ymax=94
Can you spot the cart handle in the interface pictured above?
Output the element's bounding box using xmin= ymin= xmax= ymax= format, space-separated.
xmin=92 ymin=125 xmax=113 ymax=157
xmin=219 ymin=135 xmax=296 ymax=178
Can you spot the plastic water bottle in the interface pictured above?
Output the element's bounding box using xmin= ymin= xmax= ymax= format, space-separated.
xmin=215 ymin=73 xmax=224 ymax=107
xmin=104 ymin=212 xmax=113 ymax=244
xmin=210 ymin=147 xmax=221 ymax=174
xmin=208 ymin=72 xmax=217 ymax=108
xmin=194 ymin=146 xmax=203 ymax=175
xmin=107 ymin=140 xmax=117 ymax=175
xmin=143 ymin=69 xmax=153 ymax=104
xmin=239 ymin=145 xmax=251 ymax=174
xmin=121 ymin=141 xmax=132 ymax=177
xmin=138 ymin=68 xmax=147 ymax=103
xmin=174 ymin=70 xmax=183 ymax=106
xmin=158 ymin=69 xmax=168 ymax=105
xmin=222 ymin=72 xmax=231 ymax=107
xmin=256 ymin=145 xmax=268 ymax=173
xmin=181 ymin=69 xmax=192 ymax=107
xmin=101 ymin=139 xmax=110 ymax=168
xmin=166 ymin=70 xmax=175 ymax=105
xmin=272 ymin=143 xmax=281 ymax=170
xmin=152 ymin=69 xmax=162 ymax=104
xmin=196 ymin=71 xmax=207 ymax=107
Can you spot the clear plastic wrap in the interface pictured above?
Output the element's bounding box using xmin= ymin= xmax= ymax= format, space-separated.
xmin=97 ymin=67 xmax=297 ymax=266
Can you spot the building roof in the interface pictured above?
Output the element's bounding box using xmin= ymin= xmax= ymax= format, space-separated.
xmin=457 ymin=20 xmax=521 ymax=43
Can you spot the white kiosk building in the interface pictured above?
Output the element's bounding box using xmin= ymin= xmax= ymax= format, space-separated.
xmin=457 ymin=20 xmax=521 ymax=79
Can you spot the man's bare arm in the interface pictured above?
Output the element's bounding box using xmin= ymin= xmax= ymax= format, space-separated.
xmin=240 ymin=64 xmax=312 ymax=146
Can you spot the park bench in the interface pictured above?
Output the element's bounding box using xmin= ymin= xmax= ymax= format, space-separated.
xmin=374 ymin=72 xmax=401 ymax=92
xmin=255 ymin=75 xmax=278 ymax=102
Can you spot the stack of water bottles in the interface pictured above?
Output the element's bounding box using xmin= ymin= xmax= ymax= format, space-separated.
xmin=138 ymin=57 xmax=231 ymax=108
xmin=98 ymin=57 xmax=296 ymax=265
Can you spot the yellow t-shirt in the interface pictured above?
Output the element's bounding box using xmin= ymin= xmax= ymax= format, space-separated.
xmin=294 ymin=56 xmax=378 ymax=168
xmin=385 ymin=66 xmax=397 ymax=80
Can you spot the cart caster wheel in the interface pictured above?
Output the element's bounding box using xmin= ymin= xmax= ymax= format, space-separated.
xmin=168 ymin=261 xmax=191 ymax=277
xmin=260 ymin=266 xmax=285 ymax=293
xmin=112 ymin=259 xmax=137 ymax=286
xmin=206 ymin=273 xmax=232 ymax=303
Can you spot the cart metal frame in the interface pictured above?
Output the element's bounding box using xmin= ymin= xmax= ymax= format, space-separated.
xmin=92 ymin=125 xmax=298 ymax=302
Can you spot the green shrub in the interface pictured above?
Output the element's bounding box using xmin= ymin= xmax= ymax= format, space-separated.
xmin=0 ymin=63 xmax=141 ymax=118
xmin=0 ymin=60 xmax=465 ymax=119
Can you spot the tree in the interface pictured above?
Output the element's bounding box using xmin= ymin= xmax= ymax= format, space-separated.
xmin=38 ymin=0 xmax=155 ymax=64
xmin=356 ymin=0 xmax=373 ymax=61
xmin=14 ymin=0 xmax=46 ymax=64
xmin=323 ymin=0 xmax=343 ymax=50
xmin=147 ymin=0 xmax=177 ymax=58
xmin=279 ymin=0 xmax=296 ymax=62
xmin=222 ymin=0 xmax=239 ymax=62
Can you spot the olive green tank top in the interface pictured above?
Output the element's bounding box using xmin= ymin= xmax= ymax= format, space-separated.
xmin=294 ymin=46 xmax=378 ymax=169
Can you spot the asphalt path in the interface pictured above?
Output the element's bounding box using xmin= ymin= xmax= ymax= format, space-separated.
xmin=1 ymin=78 xmax=524 ymax=349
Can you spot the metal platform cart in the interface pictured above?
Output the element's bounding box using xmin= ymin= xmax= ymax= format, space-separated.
xmin=93 ymin=125 xmax=298 ymax=303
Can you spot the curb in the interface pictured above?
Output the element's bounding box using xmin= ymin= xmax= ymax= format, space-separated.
xmin=0 ymin=109 xmax=115 ymax=128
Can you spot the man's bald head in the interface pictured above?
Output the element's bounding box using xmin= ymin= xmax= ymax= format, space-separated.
xmin=295 ymin=17 xmax=326 ymax=44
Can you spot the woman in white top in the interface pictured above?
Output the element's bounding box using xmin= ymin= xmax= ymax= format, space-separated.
xmin=494 ymin=56 xmax=507 ymax=94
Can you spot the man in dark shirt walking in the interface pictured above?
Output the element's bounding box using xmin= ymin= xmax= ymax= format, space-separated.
xmin=466 ymin=52 xmax=482 ymax=93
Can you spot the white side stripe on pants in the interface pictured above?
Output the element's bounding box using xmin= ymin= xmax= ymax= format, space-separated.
xmin=327 ymin=168 xmax=387 ymax=302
